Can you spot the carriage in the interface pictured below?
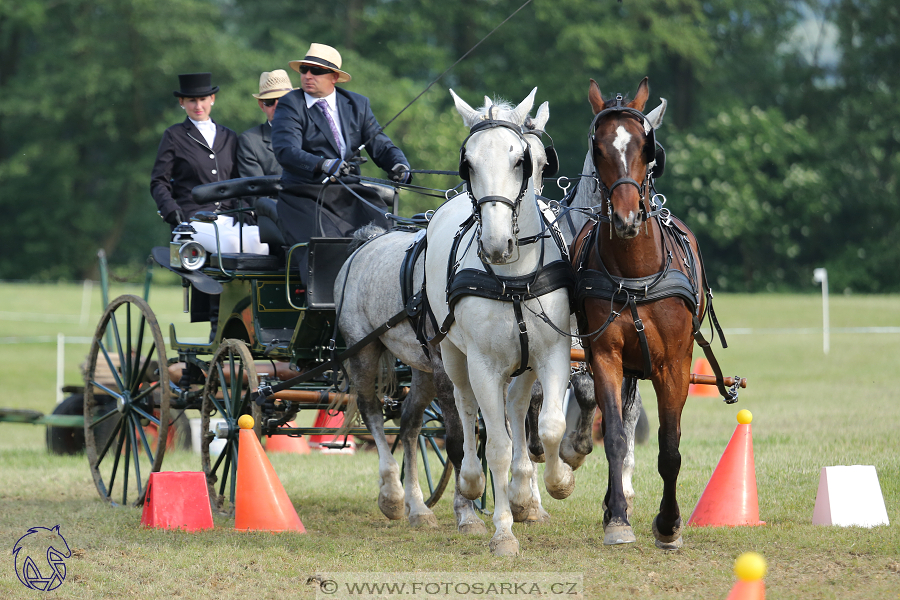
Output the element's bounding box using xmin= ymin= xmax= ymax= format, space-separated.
xmin=80 ymin=175 xmax=455 ymax=512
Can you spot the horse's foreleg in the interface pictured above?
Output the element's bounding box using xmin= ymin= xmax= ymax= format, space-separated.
xmin=651 ymin=365 xmax=688 ymax=550
xmin=347 ymin=347 xmax=405 ymax=521
xmin=466 ymin=357 xmax=517 ymax=556
xmin=621 ymin=376 xmax=642 ymax=519
xmin=432 ymin=360 xmax=487 ymax=534
xmin=560 ymin=369 xmax=597 ymax=470
xmin=440 ymin=342 xmax=485 ymax=503
xmin=536 ymin=349 xmax=576 ymax=501
xmin=506 ymin=372 xmax=538 ymax=522
xmin=397 ymin=369 xmax=438 ymax=528
xmin=526 ymin=380 xmax=545 ymax=463
xmin=593 ymin=356 xmax=635 ymax=545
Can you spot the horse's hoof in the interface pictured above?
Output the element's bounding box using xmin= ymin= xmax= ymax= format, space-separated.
xmin=489 ymin=536 xmax=520 ymax=556
xmin=408 ymin=511 xmax=439 ymax=529
xmin=458 ymin=473 xmax=485 ymax=501
xmin=559 ymin=438 xmax=589 ymax=471
xmin=528 ymin=450 xmax=546 ymax=464
xmin=546 ymin=467 xmax=575 ymax=500
xmin=459 ymin=517 xmax=488 ymax=535
xmin=458 ymin=518 xmax=488 ymax=535
xmin=378 ymin=495 xmax=404 ymax=521
xmin=603 ymin=519 xmax=636 ymax=545
xmin=652 ymin=515 xmax=683 ymax=550
xmin=513 ymin=501 xmax=550 ymax=524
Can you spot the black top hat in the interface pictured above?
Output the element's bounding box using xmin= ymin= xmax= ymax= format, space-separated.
xmin=173 ymin=73 xmax=220 ymax=98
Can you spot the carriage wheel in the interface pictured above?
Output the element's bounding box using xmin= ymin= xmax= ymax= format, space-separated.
xmin=396 ymin=400 xmax=454 ymax=508
xmin=83 ymin=295 xmax=170 ymax=507
xmin=200 ymin=339 xmax=262 ymax=515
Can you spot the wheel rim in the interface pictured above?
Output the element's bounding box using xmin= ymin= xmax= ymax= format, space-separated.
xmin=201 ymin=339 xmax=261 ymax=515
xmin=396 ymin=400 xmax=453 ymax=508
xmin=83 ymin=295 xmax=170 ymax=507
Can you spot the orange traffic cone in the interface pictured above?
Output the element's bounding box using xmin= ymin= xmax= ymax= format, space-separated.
xmin=140 ymin=472 xmax=214 ymax=531
xmin=688 ymin=410 xmax=765 ymax=527
xmin=234 ymin=416 xmax=306 ymax=532
xmin=726 ymin=552 xmax=766 ymax=599
xmin=308 ymin=409 xmax=355 ymax=454
xmin=265 ymin=421 xmax=312 ymax=454
xmin=689 ymin=357 xmax=718 ymax=396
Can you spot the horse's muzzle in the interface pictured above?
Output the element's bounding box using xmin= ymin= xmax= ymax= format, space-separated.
xmin=613 ymin=209 xmax=642 ymax=239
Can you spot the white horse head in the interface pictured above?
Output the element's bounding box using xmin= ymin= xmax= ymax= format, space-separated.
xmin=450 ymin=87 xmax=538 ymax=264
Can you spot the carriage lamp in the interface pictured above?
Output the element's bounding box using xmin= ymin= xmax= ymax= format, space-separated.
xmin=178 ymin=241 xmax=207 ymax=271
xmin=170 ymin=222 xmax=199 ymax=268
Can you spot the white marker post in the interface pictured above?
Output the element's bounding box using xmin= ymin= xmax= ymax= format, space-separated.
xmin=812 ymin=268 xmax=829 ymax=355
xmin=56 ymin=333 xmax=65 ymax=404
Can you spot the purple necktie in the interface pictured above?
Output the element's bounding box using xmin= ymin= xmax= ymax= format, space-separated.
xmin=316 ymin=99 xmax=344 ymax=158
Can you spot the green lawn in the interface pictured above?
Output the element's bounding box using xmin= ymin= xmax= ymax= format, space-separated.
xmin=0 ymin=282 xmax=898 ymax=599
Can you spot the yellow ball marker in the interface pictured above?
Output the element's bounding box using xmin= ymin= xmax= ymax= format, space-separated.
xmin=736 ymin=409 xmax=753 ymax=425
xmin=238 ymin=415 xmax=255 ymax=430
xmin=733 ymin=551 xmax=767 ymax=581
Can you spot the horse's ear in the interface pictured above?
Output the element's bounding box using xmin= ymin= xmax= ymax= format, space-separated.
xmin=588 ymin=79 xmax=605 ymax=115
xmin=631 ymin=76 xmax=649 ymax=112
xmin=646 ymin=98 xmax=667 ymax=130
xmin=450 ymin=88 xmax=479 ymax=128
xmin=533 ymin=101 xmax=550 ymax=131
xmin=511 ymin=87 xmax=537 ymax=125
xmin=484 ymin=96 xmax=493 ymax=108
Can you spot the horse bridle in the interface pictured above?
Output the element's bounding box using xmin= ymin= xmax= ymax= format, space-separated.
xmin=458 ymin=108 xmax=533 ymax=217
xmin=588 ymin=94 xmax=666 ymax=223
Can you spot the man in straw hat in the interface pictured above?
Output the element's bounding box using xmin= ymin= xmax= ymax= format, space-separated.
xmin=272 ymin=43 xmax=413 ymax=252
xmin=237 ymin=69 xmax=296 ymax=178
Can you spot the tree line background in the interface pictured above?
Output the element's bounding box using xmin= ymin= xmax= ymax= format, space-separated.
xmin=0 ymin=0 xmax=896 ymax=292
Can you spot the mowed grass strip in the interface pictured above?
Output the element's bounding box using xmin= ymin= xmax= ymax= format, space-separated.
xmin=0 ymin=284 xmax=898 ymax=599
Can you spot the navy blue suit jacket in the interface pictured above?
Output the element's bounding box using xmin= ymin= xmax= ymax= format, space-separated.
xmin=271 ymin=87 xmax=409 ymax=186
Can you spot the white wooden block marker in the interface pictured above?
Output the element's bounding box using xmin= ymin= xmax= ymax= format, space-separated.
xmin=812 ymin=465 xmax=890 ymax=527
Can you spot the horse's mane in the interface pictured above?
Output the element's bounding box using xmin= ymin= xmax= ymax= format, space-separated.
xmin=464 ymin=99 xmax=528 ymax=128
xmin=349 ymin=223 xmax=386 ymax=252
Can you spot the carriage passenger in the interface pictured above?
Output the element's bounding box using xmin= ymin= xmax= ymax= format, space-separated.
xmin=237 ymin=69 xmax=295 ymax=179
xmin=271 ymin=44 xmax=414 ymax=250
xmin=150 ymin=72 xmax=268 ymax=255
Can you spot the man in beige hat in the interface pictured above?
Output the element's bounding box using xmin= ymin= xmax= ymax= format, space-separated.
xmin=272 ymin=43 xmax=413 ymax=252
xmin=237 ymin=69 xmax=296 ymax=178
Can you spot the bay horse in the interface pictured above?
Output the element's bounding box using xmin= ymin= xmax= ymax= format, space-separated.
xmin=572 ymin=77 xmax=732 ymax=549
xmin=424 ymin=88 xmax=575 ymax=556
xmin=332 ymin=97 xmax=564 ymax=533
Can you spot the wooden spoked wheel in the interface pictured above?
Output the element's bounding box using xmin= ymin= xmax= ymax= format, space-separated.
xmin=83 ymin=295 xmax=170 ymax=507
xmin=200 ymin=339 xmax=261 ymax=515
xmin=396 ymin=400 xmax=453 ymax=508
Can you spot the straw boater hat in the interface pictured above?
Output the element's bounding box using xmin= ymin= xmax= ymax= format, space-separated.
xmin=252 ymin=69 xmax=297 ymax=99
xmin=174 ymin=73 xmax=219 ymax=98
xmin=289 ymin=43 xmax=352 ymax=83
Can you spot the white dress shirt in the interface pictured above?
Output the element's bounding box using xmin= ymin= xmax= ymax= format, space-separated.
xmin=190 ymin=118 xmax=217 ymax=149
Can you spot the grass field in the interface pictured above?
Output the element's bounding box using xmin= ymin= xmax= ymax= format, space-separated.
xmin=0 ymin=280 xmax=898 ymax=599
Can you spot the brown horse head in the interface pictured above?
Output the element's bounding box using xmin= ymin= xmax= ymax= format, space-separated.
xmin=588 ymin=77 xmax=654 ymax=239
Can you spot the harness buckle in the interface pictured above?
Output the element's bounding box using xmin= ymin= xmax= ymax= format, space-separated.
xmin=634 ymin=318 xmax=645 ymax=333
xmin=327 ymin=339 xmax=336 ymax=351
xmin=255 ymin=384 xmax=274 ymax=406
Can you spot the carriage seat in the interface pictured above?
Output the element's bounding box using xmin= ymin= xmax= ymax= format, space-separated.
xmin=208 ymin=252 xmax=282 ymax=271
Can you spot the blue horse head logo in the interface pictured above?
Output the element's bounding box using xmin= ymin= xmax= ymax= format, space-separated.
xmin=13 ymin=525 xmax=71 ymax=591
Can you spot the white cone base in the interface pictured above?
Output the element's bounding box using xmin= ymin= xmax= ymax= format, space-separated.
xmin=812 ymin=465 xmax=889 ymax=527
